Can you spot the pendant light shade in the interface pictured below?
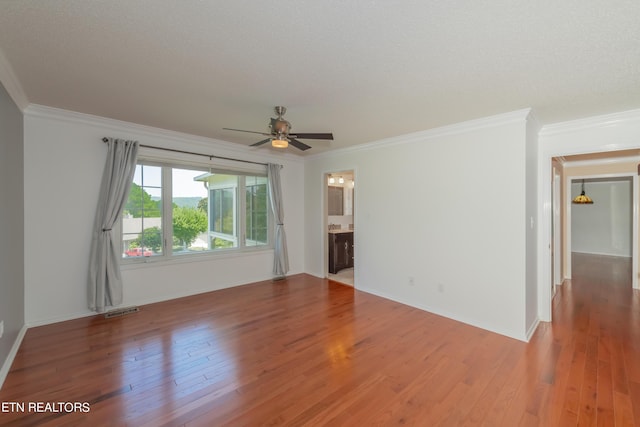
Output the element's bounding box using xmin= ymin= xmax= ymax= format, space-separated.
xmin=572 ymin=180 xmax=594 ymax=204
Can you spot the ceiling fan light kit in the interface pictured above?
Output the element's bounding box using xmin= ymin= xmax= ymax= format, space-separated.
xmin=223 ymin=106 xmax=334 ymax=151
xmin=271 ymin=138 xmax=288 ymax=148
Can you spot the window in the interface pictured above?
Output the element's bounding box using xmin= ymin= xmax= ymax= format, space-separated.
xmin=245 ymin=176 xmax=268 ymax=247
xmin=122 ymin=165 xmax=163 ymax=257
xmin=208 ymin=176 xmax=237 ymax=248
xmin=121 ymin=161 xmax=270 ymax=260
xmin=172 ymin=167 xmax=210 ymax=253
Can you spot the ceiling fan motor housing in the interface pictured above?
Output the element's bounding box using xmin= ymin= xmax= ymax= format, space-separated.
xmin=271 ymin=119 xmax=291 ymax=135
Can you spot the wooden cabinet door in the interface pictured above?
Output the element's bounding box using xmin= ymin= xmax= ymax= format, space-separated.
xmin=328 ymin=234 xmax=338 ymax=274
xmin=346 ymin=233 xmax=354 ymax=268
xmin=328 ymin=232 xmax=354 ymax=274
xmin=336 ymin=233 xmax=348 ymax=271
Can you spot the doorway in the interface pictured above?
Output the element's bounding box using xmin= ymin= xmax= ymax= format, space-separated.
xmin=541 ymin=144 xmax=640 ymax=323
xmin=566 ymin=175 xmax=635 ymax=288
xmin=539 ymin=112 xmax=640 ymax=326
xmin=325 ymin=170 xmax=355 ymax=286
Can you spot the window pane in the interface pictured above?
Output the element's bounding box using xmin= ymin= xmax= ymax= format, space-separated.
xmin=122 ymin=164 xmax=162 ymax=257
xmin=245 ymin=176 xmax=268 ymax=247
xmin=172 ymin=168 xmax=210 ymax=254
xmin=206 ymin=174 xmax=238 ymax=250
xmin=222 ymin=188 xmax=234 ymax=235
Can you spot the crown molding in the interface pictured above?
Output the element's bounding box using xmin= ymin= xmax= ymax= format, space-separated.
xmin=539 ymin=108 xmax=640 ymax=137
xmin=526 ymin=108 xmax=541 ymax=133
xmin=23 ymin=104 xmax=303 ymax=165
xmin=307 ymin=108 xmax=532 ymax=160
xmin=0 ymin=47 xmax=28 ymax=111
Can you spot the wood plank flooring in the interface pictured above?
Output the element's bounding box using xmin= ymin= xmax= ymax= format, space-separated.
xmin=0 ymin=253 xmax=639 ymax=426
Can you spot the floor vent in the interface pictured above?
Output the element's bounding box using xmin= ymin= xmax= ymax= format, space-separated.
xmin=104 ymin=306 xmax=139 ymax=319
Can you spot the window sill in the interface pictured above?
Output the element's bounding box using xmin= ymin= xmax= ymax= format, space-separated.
xmin=120 ymin=246 xmax=274 ymax=271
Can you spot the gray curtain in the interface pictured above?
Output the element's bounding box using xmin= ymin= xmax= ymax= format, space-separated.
xmin=88 ymin=138 xmax=139 ymax=312
xmin=267 ymin=163 xmax=289 ymax=277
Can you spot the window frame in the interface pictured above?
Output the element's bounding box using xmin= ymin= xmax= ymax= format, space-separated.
xmin=119 ymin=158 xmax=273 ymax=265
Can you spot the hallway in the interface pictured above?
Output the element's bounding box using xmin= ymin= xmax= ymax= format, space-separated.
xmin=544 ymin=252 xmax=640 ymax=424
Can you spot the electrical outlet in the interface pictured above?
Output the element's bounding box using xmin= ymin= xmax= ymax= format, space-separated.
xmin=0 ymin=321 xmax=4 ymax=339
xmin=408 ymin=276 xmax=415 ymax=286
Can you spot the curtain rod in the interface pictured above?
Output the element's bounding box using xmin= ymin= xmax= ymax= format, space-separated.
xmin=101 ymin=137 xmax=276 ymax=167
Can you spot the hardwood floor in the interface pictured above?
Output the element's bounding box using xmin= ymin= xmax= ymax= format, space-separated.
xmin=0 ymin=254 xmax=639 ymax=426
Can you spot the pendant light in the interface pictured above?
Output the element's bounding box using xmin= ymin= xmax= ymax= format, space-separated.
xmin=572 ymin=179 xmax=594 ymax=204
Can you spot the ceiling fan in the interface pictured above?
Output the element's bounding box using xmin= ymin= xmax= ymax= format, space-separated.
xmin=223 ymin=106 xmax=334 ymax=151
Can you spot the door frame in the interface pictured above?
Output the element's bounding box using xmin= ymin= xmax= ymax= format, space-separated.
xmin=323 ymin=168 xmax=356 ymax=282
xmin=552 ymin=167 xmax=561 ymax=295
xmin=538 ymin=111 xmax=640 ymax=323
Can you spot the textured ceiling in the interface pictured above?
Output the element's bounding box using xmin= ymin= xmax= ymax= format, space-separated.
xmin=0 ymin=1 xmax=639 ymax=155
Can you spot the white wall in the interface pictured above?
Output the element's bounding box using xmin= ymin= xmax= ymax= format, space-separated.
xmin=0 ymin=82 xmax=25 ymax=386
xmin=571 ymin=179 xmax=632 ymax=257
xmin=23 ymin=105 xmax=305 ymax=326
xmin=305 ymin=110 xmax=532 ymax=340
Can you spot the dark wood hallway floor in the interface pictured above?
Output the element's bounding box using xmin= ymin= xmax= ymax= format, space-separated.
xmin=0 ymin=253 xmax=639 ymax=426
xmin=547 ymin=252 xmax=640 ymax=426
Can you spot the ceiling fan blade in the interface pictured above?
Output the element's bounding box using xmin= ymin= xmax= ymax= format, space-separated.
xmin=289 ymin=138 xmax=312 ymax=151
xmin=290 ymin=132 xmax=334 ymax=140
xmin=223 ymin=127 xmax=271 ymax=136
xmin=250 ymin=138 xmax=271 ymax=147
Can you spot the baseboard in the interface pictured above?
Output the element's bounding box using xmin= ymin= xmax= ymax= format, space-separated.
xmin=525 ymin=317 xmax=541 ymax=342
xmin=0 ymin=324 xmax=28 ymax=390
xmin=572 ymin=251 xmax=631 ymax=258
xmin=356 ymin=285 xmax=528 ymax=342
xmin=27 ymin=310 xmax=96 ymax=328
xmin=26 ymin=272 xmax=307 ymax=328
